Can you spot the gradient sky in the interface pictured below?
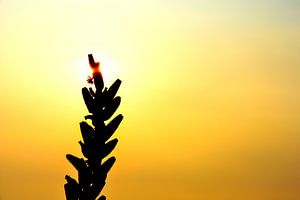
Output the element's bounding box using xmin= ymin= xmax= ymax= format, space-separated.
xmin=0 ymin=0 xmax=300 ymax=199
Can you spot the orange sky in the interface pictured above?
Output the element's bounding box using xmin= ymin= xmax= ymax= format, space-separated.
xmin=0 ymin=0 xmax=300 ymax=199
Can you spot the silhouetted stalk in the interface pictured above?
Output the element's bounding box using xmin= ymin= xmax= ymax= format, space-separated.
xmin=64 ymin=54 xmax=123 ymax=200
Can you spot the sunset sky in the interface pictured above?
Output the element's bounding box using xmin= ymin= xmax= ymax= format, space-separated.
xmin=0 ymin=0 xmax=300 ymax=199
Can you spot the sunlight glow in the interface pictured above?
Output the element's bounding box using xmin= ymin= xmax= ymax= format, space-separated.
xmin=1 ymin=1 xmax=300 ymax=199
xmin=76 ymin=55 xmax=119 ymax=86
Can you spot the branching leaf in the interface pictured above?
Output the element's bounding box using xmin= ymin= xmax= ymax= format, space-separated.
xmin=64 ymin=175 xmax=80 ymax=200
xmin=79 ymin=141 xmax=89 ymax=158
xmin=82 ymin=87 xmax=96 ymax=113
xmin=100 ymin=139 xmax=118 ymax=158
xmin=102 ymin=97 xmax=121 ymax=120
xmin=101 ymin=157 xmax=116 ymax=175
xmin=66 ymin=154 xmax=85 ymax=171
xmin=105 ymin=79 xmax=121 ymax=102
xmin=104 ymin=114 xmax=123 ymax=142
xmin=80 ymin=122 xmax=94 ymax=145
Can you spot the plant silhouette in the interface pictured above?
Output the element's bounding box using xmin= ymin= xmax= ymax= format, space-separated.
xmin=64 ymin=54 xmax=123 ymax=200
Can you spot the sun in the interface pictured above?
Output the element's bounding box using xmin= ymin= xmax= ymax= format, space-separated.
xmin=76 ymin=54 xmax=120 ymax=86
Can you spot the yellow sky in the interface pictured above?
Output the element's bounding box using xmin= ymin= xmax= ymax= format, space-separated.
xmin=0 ymin=0 xmax=300 ymax=199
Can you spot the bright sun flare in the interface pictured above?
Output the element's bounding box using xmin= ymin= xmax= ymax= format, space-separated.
xmin=77 ymin=55 xmax=119 ymax=86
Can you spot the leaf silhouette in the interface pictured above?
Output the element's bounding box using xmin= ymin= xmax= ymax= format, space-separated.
xmin=66 ymin=154 xmax=85 ymax=171
xmin=101 ymin=157 xmax=116 ymax=175
xmin=80 ymin=122 xmax=95 ymax=145
xmin=100 ymin=139 xmax=118 ymax=158
xmin=103 ymin=114 xmax=123 ymax=141
xmin=102 ymin=97 xmax=121 ymax=120
xmin=64 ymin=175 xmax=80 ymax=200
xmin=82 ymin=87 xmax=96 ymax=113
